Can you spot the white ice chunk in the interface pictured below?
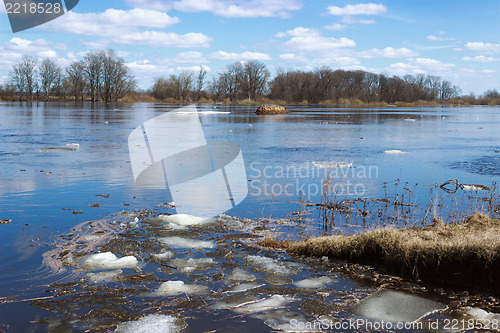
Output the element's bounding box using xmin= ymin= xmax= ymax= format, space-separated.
xmin=151 ymin=251 xmax=174 ymax=261
xmin=87 ymin=269 xmax=122 ymax=283
xmin=233 ymin=295 xmax=294 ymax=314
xmin=226 ymin=283 xmax=264 ymax=293
xmin=158 ymin=214 xmax=210 ymax=229
xmin=66 ymin=143 xmax=80 ymax=148
xmin=254 ymin=310 xmax=312 ymax=332
xmin=351 ymin=290 xmax=446 ymax=323
xmin=384 ymin=149 xmax=407 ymax=154
xmin=246 ymin=255 xmax=297 ymax=276
xmin=227 ymin=268 xmax=256 ymax=282
xmin=466 ymin=307 xmax=500 ymax=321
xmin=312 ymin=161 xmax=352 ymax=168
xmin=150 ymin=281 xmax=207 ymax=296
xmin=113 ymin=314 xmax=185 ymax=333
xmin=171 ymin=258 xmax=215 ymax=273
xmin=84 ymin=252 xmax=138 ymax=270
xmin=293 ymin=276 xmax=335 ymax=289
xmin=159 ymin=237 xmax=215 ymax=249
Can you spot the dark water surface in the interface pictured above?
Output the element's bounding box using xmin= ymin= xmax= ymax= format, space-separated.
xmin=1 ymin=102 xmax=499 ymax=332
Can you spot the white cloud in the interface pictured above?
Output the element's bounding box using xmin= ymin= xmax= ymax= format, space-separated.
xmin=462 ymin=55 xmax=498 ymax=63
xmin=327 ymin=3 xmax=387 ymax=16
xmin=115 ymin=31 xmax=212 ymax=48
xmin=173 ymin=51 xmax=208 ymax=64
xmin=126 ymin=60 xmax=157 ymax=70
xmin=172 ymin=0 xmax=303 ymax=18
xmin=278 ymin=27 xmax=355 ymax=53
xmin=481 ymin=69 xmax=496 ymax=73
xmin=46 ymin=8 xmax=180 ymax=35
xmin=427 ymin=35 xmax=455 ymax=42
xmin=124 ymin=0 xmax=171 ymax=10
xmin=358 ymin=47 xmax=419 ymax=58
xmin=359 ymin=19 xmax=376 ymax=24
xmin=324 ymin=23 xmax=347 ymax=31
xmin=387 ymin=58 xmax=456 ymax=76
xmin=465 ymin=41 xmax=500 ymax=54
xmin=279 ymin=52 xmax=360 ymax=67
xmin=176 ymin=65 xmax=212 ymax=72
xmin=210 ymin=50 xmax=272 ymax=60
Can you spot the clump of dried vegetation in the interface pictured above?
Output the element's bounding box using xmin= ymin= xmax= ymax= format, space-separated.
xmin=260 ymin=213 xmax=500 ymax=293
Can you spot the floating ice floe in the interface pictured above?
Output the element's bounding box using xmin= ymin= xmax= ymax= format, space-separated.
xmin=404 ymin=118 xmax=416 ymax=122
xmin=246 ymin=255 xmax=297 ymax=276
xmin=225 ymin=283 xmax=265 ymax=293
xmin=313 ymin=161 xmax=353 ymax=169
xmin=461 ymin=184 xmax=490 ymax=191
xmin=113 ymin=314 xmax=186 ymax=333
xmin=66 ymin=143 xmax=80 ymax=148
xmin=293 ymin=276 xmax=336 ymax=289
xmin=159 ymin=236 xmax=215 ymax=249
xmin=84 ymin=252 xmax=138 ymax=270
xmin=150 ymin=281 xmax=207 ymax=296
xmin=232 ymin=295 xmax=294 ymax=314
xmin=351 ymin=290 xmax=447 ymax=323
xmin=384 ymin=149 xmax=407 ymax=154
xmin=171 ymin=257 xmax=215 ymax=273
xmin=253 ymin=310 xmax=311 ymax=332
xmin=158 ymin=214 xmax=210 ymax=229
xmin=466 ymin=307 xmax=500 ymax=321
xmin=227 ymin=268 xmax=256 ymax=282
xmin=87 ymin=269 xmax=122 ymax=283
xmin=176 ymin=111 xmax=230 ymax=115
xmin=38 ymin=147 xmax=77 ymax=152
xmin=150 ymin=251 xmax=174 ymax=261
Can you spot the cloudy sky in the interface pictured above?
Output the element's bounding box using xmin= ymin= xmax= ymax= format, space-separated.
xmin=1 ymin=0 xmax=499 ymax=95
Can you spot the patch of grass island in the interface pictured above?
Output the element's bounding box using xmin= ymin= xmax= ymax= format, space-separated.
xmin=260 ymin=213 xmax=500 ymax=294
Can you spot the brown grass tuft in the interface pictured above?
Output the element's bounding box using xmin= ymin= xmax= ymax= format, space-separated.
xmin=261 ymin=213 xmax=500 ymax=293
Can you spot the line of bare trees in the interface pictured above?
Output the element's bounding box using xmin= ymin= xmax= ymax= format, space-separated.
xmin=269 ymin=67 xmax=462 ymax=104
xmin=6 ymin=50 xmax=136 ymax=102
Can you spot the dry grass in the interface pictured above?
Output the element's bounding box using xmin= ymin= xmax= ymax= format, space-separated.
xmin=260 ymin=213 xmax=500 ymax=293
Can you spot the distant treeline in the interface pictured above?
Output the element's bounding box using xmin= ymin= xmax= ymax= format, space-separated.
xmin=1 ymin=50 xmax=499 ymax=106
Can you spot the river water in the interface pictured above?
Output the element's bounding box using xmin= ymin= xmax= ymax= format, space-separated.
xmin=0 ymin=102 xmax=499 ymax=332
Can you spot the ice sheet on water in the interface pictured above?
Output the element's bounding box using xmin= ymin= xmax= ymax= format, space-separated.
xmin=171 ymin=258 xmax=215 ymax=273
xmin=225 ymin=283 xmax=265 ymax=293
xmin=158 ymin=214 xmax=211 ymax=229
xmin=159 ymin=236 xmax=215 ymax=249
xmin=232 ymin=295 xmax=294 ymax=314
xmin=227 ymin=268 xmax=256 ymax=282
xmin=149 ymin=281 xmax=207 ymax=296
xmin=351 ymin=290 xmax=446 ymax=323
xmin=245 ymin=255 xmax=297 ymax=276
xmin=84 ymin=252 xmax=138 ymax=270
xmin=466 ymin=307 xmax=500 ymax=321
xmin=384 ymin=149 xmax=407 ymax=154
xmin=312 ymin=161 xmax=352 ymax=168
xmin=293 ymin=276 xmax=336 ymax=289
xmin=113 ymin=314 xmax=186 ymax=333
xmin=150 ymin=250 xmax=174 ymax=261
xmin=87 ymin=269 xmax=122 ymax=283
xmin=253 ymin=310 xmax=312 ymax=332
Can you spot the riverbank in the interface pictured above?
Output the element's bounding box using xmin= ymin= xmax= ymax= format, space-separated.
xmin=260 ymin=213 xmax=500 ymax=294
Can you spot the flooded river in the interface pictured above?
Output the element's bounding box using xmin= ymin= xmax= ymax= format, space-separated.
xmin=0 ymin=102 xmax=499 ymax=332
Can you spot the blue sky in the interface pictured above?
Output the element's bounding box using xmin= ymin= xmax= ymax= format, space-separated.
xmin=1 ymin=0 xmax=499 ymax=95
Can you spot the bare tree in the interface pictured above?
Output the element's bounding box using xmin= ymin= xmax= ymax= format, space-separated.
xmin=65 ymin=61 xmax=86 ymax=101
xmin=10 ymin=55 xmax=37 ymax=101
xmin=170 ymin=71 xmax=193 ymax=101
xmin=195 ymin=66 xmax=207 ymax=101
xmin=82 ymin=51 xmax=103 ymax=102
xmin=39 ymin=58 xmax=62 ymax=101
xmin=243 ymin=60 xmax=270 ymax=101
xmin=100 ymin=50 xmax=135 ymax=102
